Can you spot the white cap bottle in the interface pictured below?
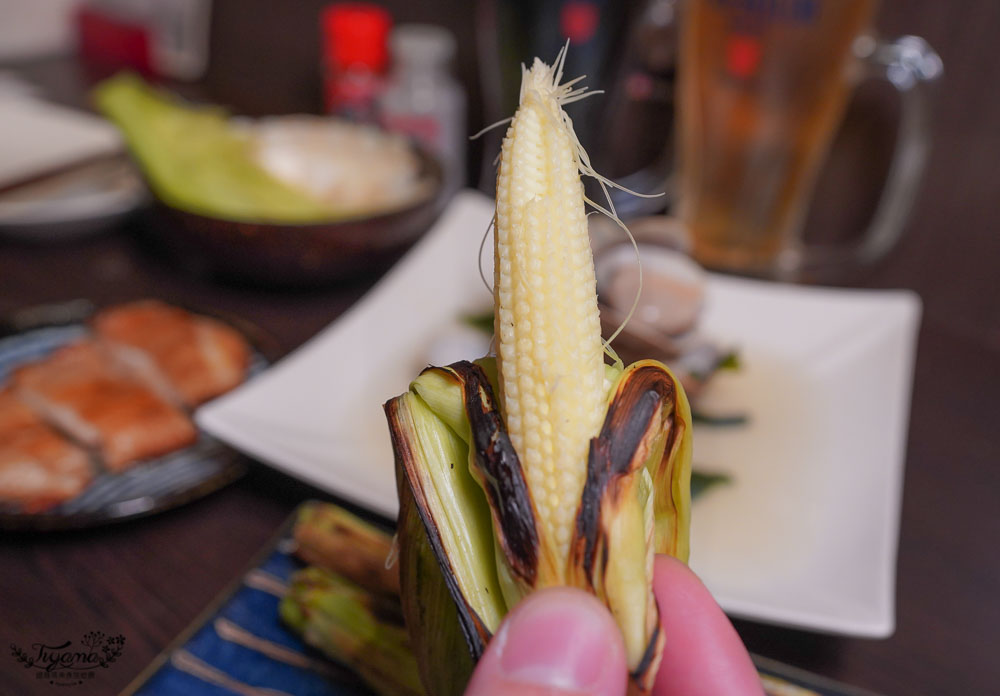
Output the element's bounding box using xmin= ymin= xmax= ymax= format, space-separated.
xmin=379 ymin=24 xmax=466 ymax=195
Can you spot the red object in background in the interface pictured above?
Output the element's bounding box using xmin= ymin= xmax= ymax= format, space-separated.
xmin=725 ymin=35 xmax=762 ymax=79
xmin=560 ymin=1 xmax=600 ymax=44
xmin=321 ymin=3 xmax=392 ymax=117
xmin=76 ymin=6 xmax=153 ymax=75
xmin=322 ymin=4 xmax=391 ymax=73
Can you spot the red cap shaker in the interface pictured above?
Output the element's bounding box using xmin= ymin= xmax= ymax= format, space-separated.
xmin=321 ymin=3 xmax=392 ymax=117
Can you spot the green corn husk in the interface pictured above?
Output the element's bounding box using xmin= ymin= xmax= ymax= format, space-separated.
xmin=280 ymin=566 xmax=424 ymax=696
xmin=93 ymin=73 xmax=338 ymax=223
xmin=385 ymin=357 xmax=692 ymax=694
xmin=293 ymin=501 xmax=400 ymax=597
xmin=397 ymin=469 xmax=477 ymax=695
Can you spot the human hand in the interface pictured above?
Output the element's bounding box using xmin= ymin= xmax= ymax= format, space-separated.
xmin=464 ymin=555 xmax=764 ymax=696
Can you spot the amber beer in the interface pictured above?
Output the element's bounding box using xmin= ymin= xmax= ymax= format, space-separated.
xmin=677 ymin=0 xmax=878 ymax=273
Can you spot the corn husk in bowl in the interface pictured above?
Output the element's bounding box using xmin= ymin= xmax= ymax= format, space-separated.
xmin=94 ymin=74 xmax=443 ymax=286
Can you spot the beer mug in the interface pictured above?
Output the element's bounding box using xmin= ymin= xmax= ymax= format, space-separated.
xmin=676 ymin=0 xmax=941 ymax=277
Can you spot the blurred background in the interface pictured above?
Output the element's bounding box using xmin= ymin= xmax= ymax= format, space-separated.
xmin=1 ymin=0 xmax=996 ymax=291
xmin=1 ymin=2 xmax=998 ymax=695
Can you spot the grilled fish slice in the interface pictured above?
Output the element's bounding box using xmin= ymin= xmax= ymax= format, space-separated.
xmin=11 ymin=341 xmax=196 ymax=472
xmin=93 ymin=300 xmax=250 ymax=408
xmin=0 ymin=389 xmax=93 ymax=511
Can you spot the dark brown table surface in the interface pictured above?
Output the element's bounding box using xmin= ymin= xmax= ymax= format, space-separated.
xmin=3 ymin=2 xmax=1000 ymax=694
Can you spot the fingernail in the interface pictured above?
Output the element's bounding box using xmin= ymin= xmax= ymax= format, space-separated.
xmin=495 ymin=588 xmax=622 ymax=692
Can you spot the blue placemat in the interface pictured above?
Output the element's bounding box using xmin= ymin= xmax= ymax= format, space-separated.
xmin=124 ymin=519 xmax=371 ymax=696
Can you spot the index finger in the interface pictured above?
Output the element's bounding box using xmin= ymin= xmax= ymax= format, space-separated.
xmin=652 ymin=555 xmax=764 ymax=696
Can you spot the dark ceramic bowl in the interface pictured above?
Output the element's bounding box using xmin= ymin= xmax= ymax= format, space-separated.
xmin=144 ymin=147 xmax=445 ymax=287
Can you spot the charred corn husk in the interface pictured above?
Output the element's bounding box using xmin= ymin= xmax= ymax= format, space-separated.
xmin=293 ymin=501 xmax=400 ymax=597
xmin=280 ymin=566 xmax=424 ymax=696
xmin=385 ymin=49 xmax=692 ymax=695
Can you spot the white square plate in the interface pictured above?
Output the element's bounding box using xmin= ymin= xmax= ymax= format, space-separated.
xmin=690 ymin=275 xmax=919 ymax=638
xmin=197 ymin=190 xmax=920 ymax=638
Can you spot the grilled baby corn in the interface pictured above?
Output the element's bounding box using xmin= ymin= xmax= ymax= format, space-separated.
xmin=385 ymin=48 xmax=692 ymax=695
xmin=494 ymin=56 xmax=608 ymax=581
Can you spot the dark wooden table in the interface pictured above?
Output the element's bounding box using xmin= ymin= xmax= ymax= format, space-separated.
xmin=3 ymin=2 xmax=1000 ymax=694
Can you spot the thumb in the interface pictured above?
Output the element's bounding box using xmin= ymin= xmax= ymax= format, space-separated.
xmin=464 ymin=586 xmax=628 ymax=696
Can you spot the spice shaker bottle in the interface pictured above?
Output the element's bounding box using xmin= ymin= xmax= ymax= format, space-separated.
xmin=379 ymin=24 xmax=466 ymax=193
xmin=321 ymin=3 xmax=391 ymax=122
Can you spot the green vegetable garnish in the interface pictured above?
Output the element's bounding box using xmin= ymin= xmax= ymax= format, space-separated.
xmin=461 ymin=310 xmax=495 ymax=335
xmin=717 ymin=350 xmax=742 ymax=371
xmin=690 ymin=471 xmax=731 ymax=498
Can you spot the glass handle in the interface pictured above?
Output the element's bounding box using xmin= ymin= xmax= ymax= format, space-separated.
xmin=808 ymin=35 xmax=942 ymax=271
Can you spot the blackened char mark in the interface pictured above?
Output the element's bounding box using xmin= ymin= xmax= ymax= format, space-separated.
xmin=577 ymin=365 xmax=676 ymax=578
xmin=631 ymin=620 xmax=662 ymax=687
xmin=450 ymin=360 xmax=538 ymax=587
